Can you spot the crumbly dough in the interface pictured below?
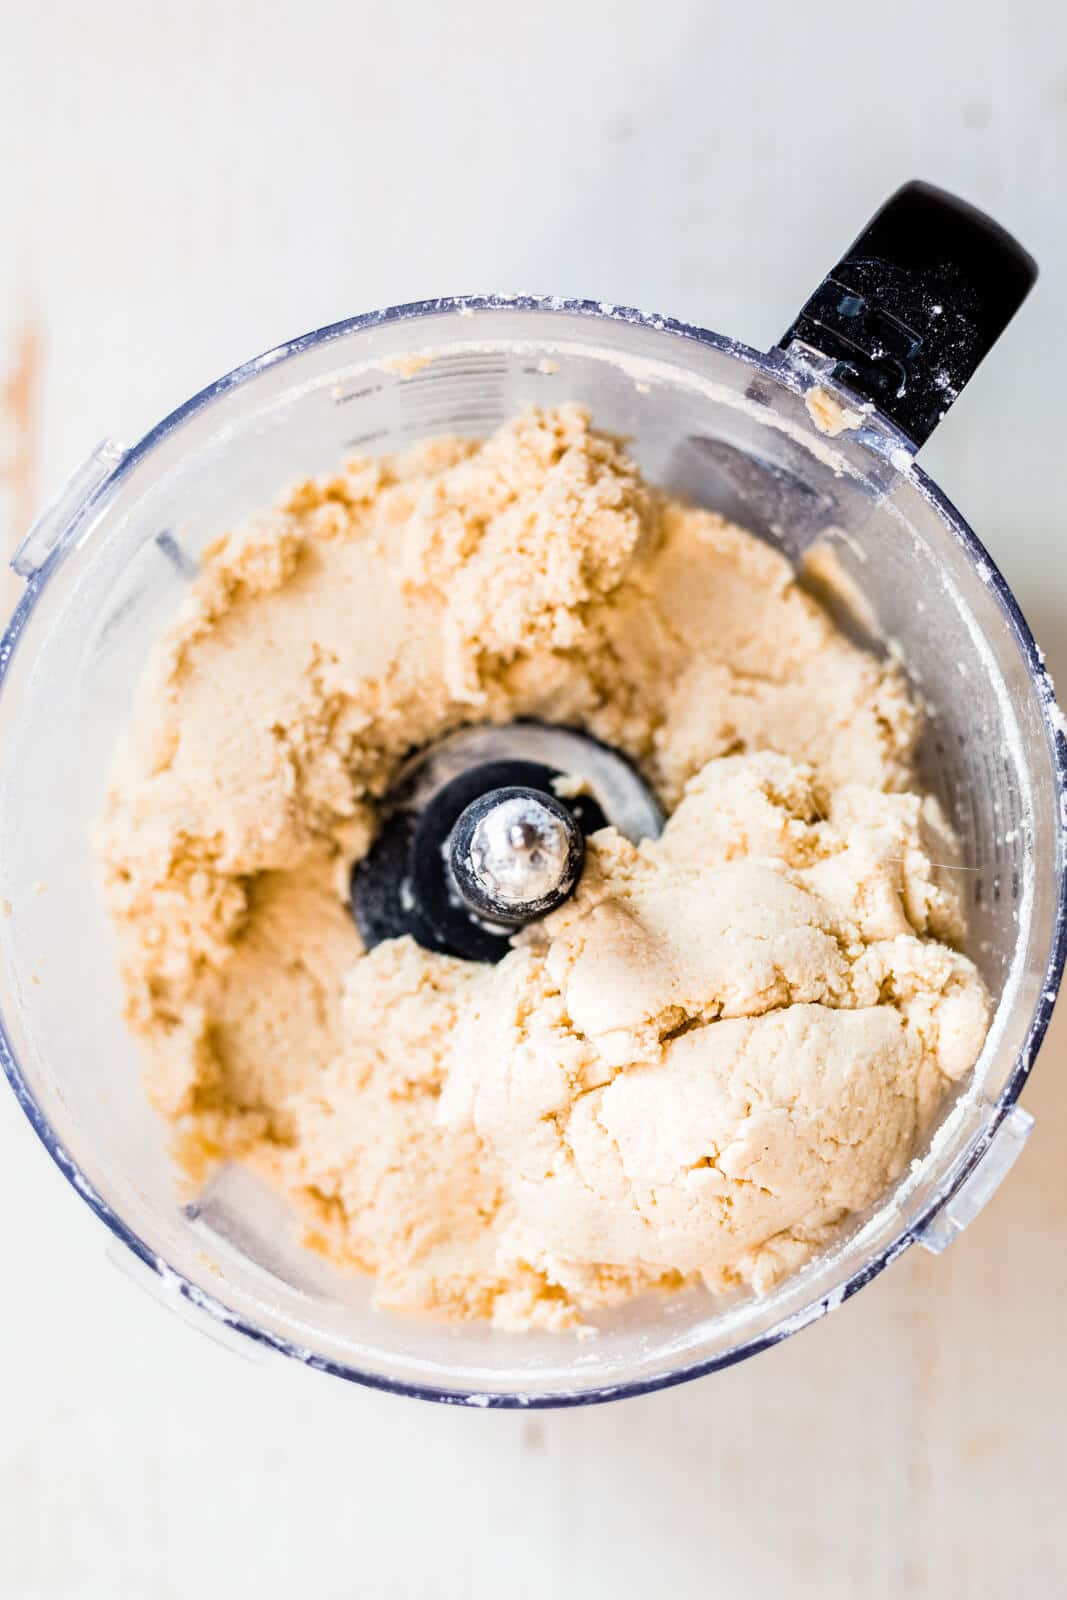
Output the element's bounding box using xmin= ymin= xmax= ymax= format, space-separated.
xmin=805 ymin=385 xmax=866 ymax=437
xmin=98 ymin=405 xmax=988 ymax=1330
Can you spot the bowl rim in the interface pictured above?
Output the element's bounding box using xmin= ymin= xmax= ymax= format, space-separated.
xmin=2 ymin=293 xmax=1065 ymax=1408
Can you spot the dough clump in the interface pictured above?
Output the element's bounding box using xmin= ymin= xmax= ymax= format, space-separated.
xmin=98 ymin=405 xmax=987 ymax=1329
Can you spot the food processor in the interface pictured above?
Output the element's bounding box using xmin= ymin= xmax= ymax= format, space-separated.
xmin=1 ymin=181 xmax=1064 ymax=1407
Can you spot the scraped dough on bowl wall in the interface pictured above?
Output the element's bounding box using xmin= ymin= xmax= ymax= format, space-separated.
xmin=96 ymin=404 xmax=989 ymax=1331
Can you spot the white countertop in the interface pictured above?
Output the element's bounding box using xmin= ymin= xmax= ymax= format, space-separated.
xmin=2 ymin=3 xmax=1066 ymax=1594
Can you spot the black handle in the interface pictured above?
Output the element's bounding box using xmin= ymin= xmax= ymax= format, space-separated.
xmin=779 ymin=180 xmax=1037 ymax=448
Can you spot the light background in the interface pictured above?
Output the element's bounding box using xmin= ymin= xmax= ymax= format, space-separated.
xmin=2 ymin=3 xmax=1066 ymax=1595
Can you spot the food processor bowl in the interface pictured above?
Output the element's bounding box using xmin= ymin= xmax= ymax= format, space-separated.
xmin=2 ymin=186 xmax=1064 ymax=1406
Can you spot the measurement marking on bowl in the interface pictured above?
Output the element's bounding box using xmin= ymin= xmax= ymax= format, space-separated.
xmin=155 ymin=531 xmax=197 ymax=578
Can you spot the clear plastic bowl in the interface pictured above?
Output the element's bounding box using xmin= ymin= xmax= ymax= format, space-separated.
xmin=1 ymin=298 xmax=1064 ymax=1406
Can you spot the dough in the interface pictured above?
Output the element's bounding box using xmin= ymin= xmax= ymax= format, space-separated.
xmin=97 ymin=405 xmax=987 ymax=1330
